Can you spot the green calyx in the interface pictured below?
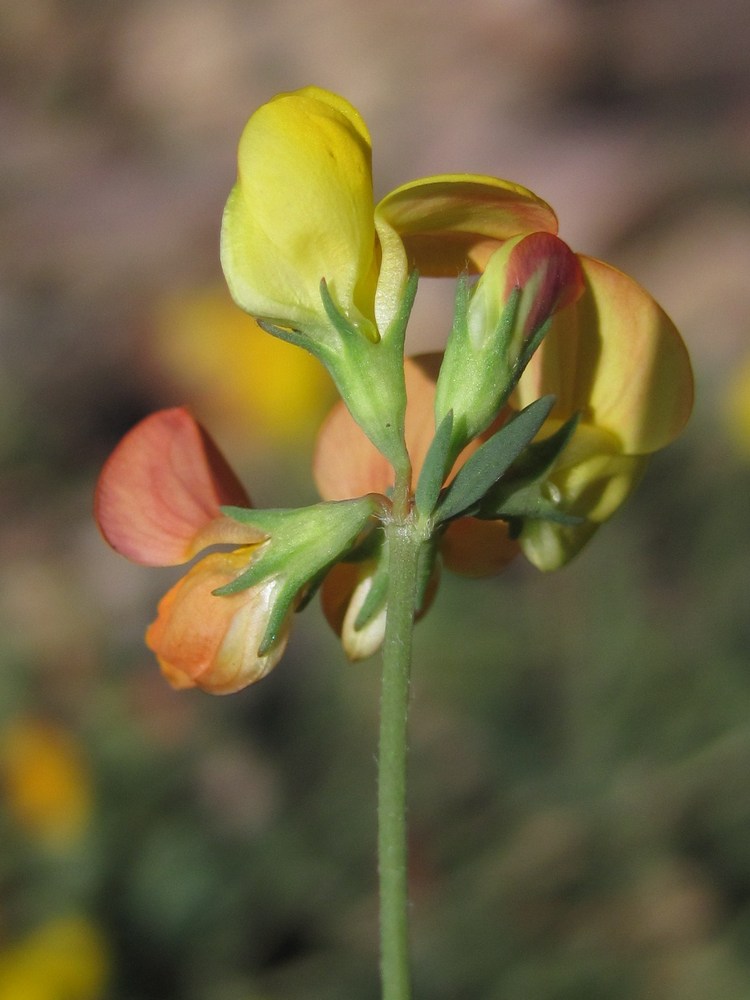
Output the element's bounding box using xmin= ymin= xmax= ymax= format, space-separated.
xmin=433 ymin=274 xmax=519 ymax=465
xmin=215 ymin=495 xmax=385 ymax=654
xmin=414 ymin=394 xmax=583 ymax=537
xmin=263 ymin=273 xmax=419 ymax=478
xmin=433 ymin=234 xmax=583 ymax=466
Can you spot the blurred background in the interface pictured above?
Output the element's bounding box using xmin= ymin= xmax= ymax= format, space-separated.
xmin=1 ymin=0 xmax=750 ymax=997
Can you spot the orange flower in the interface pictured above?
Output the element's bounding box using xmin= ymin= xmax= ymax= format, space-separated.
xmin=95 ymin=407 xmax=382 ymax=690
xmin=94 ymin=408 xmax=286 ymax=693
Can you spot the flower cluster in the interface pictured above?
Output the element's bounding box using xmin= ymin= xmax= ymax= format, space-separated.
xmin=95 ymin=86 xmax=693 ymax=694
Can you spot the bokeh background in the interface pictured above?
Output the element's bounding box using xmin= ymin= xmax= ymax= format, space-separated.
xmin=2 ymin=1 xmax=750 ymax=997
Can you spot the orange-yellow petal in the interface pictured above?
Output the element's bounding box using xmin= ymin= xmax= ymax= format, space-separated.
xmin=314 ymin=355 xmax=445 ymax=499
xmin=514 ymin=256 xmax=694 ymax=454
xmin=376 ymin=175 xmax=558 ymax=276
xmin=518 ymin=421 xmax=649 ymax=570
xmin=146 ymin=550 xmax=289 ymax=694
xmin=440 ymin=517 xmax=519 ymax=577
xmin=94 ymin=407 xmax=259 ymax=566
xmin=2 ymin=719 xmax=91 ymax=846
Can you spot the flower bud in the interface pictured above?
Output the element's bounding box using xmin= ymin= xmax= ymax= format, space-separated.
xmin=435 ymin=232 xmax=584 ymax=462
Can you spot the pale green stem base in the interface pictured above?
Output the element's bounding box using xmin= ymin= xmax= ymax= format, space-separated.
xmin=378 ymin=501 xmax=422 ymax=1000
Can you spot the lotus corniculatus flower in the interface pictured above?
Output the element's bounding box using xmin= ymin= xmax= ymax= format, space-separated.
xmin=97 ymin=85 xmax=693 ymax=687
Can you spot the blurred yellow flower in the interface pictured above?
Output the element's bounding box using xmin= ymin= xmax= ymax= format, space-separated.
xmin=2 ymin=719 xmax=91 ymax=847
xmin=725 ymin=353 xmax=750 ymax=456
xmin=152 ymin=286 xmax=336 ymax=447
xmin=0 ymin=916 xmax=108 ymax=1000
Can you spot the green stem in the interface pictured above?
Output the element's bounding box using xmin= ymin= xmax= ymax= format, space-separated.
xmin=378 ymin=492 xmax=421 ymax=1000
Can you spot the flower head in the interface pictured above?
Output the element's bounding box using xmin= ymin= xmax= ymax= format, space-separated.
xmin=380 ymin=172 xmax=694 ymax=570
xmin=97 ymin=86 xmax=694 ymax=684
xmin=220 ymin=87 xmax=576 ymax=471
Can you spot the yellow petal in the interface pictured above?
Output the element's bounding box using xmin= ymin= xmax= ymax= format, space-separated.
xmin=146 ymin=551 xmax=290 ymax=694
xmin=519 ymin=422 xmax=648 ymax=570
xmin=376 ymin=174 xmax=558 ymax=277
xmin=515 ymin=256 xmax=694 ymax=454
xmin=221 ymin=87 xmax=379 ymax=339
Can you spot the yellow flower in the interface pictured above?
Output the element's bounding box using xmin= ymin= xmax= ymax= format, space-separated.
xmin=2 ymin=719 xmax=91 ymax=847
xmin=0 ymin=916 xmax=108 ymax=1000
xmin=221 ymin=87 xmax=560 ymax=468
xmin=222 ymin=86 xmax=557 ymax=346
xmin=222 ymin=87 xmax=381 ymax=342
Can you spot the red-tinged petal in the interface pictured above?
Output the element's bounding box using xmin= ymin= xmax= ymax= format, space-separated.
xmin=95 ymin=408 xmax=259 ymax=566
xmin=376 ymin=175 xmax=558 ymax=277
xmin=514 ymin=256 xmax=694 ymax=454
xmin=502 ymin=232 xmax=584 ymax=341
xmin=440 ymin=517 xmax=519 ymax=577
xmin=146 ymin=550 xmax=290 ymax=694
xmin=313 ymin=401 xmax=392 ymax=501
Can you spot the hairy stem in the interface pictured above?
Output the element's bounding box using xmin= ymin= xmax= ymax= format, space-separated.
xmin=378 ymin=475 xmax=421 ymax=1000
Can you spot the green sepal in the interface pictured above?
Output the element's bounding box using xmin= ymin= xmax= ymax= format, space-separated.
xmin=256 ymin=318 xmax=310 ymax=352
xmin=214 ymin=497 xmax=382 ymax=653
xmin=434 ymin=395 xmax=555 ymax=524
xmin=476 ymin=412 xmax=583 ymax=524
xmin=257 ymin=577 xmax=296 ymax=655
xmin=320 ymin=278 xmax=378 ymax=344
xmin=216 ymin=497 xmax=382 ymax=596
xmin=313 ymin=275 xmax=418 ymax=474
xmin=414 ymin=410 xmax=454 ymax=519
xmin=483 ymin=486 xmax=584 ymax=525
xmin=502 ymin=411 xmax=580 ymax=482
xmin=353 ymin=533 xmax=389 ymax=631
xmin=414 ymin=538 xmax=438 ymax=615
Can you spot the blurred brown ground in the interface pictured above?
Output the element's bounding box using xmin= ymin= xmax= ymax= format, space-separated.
xmin=1 ymin=2 xmax=749 ymax=998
